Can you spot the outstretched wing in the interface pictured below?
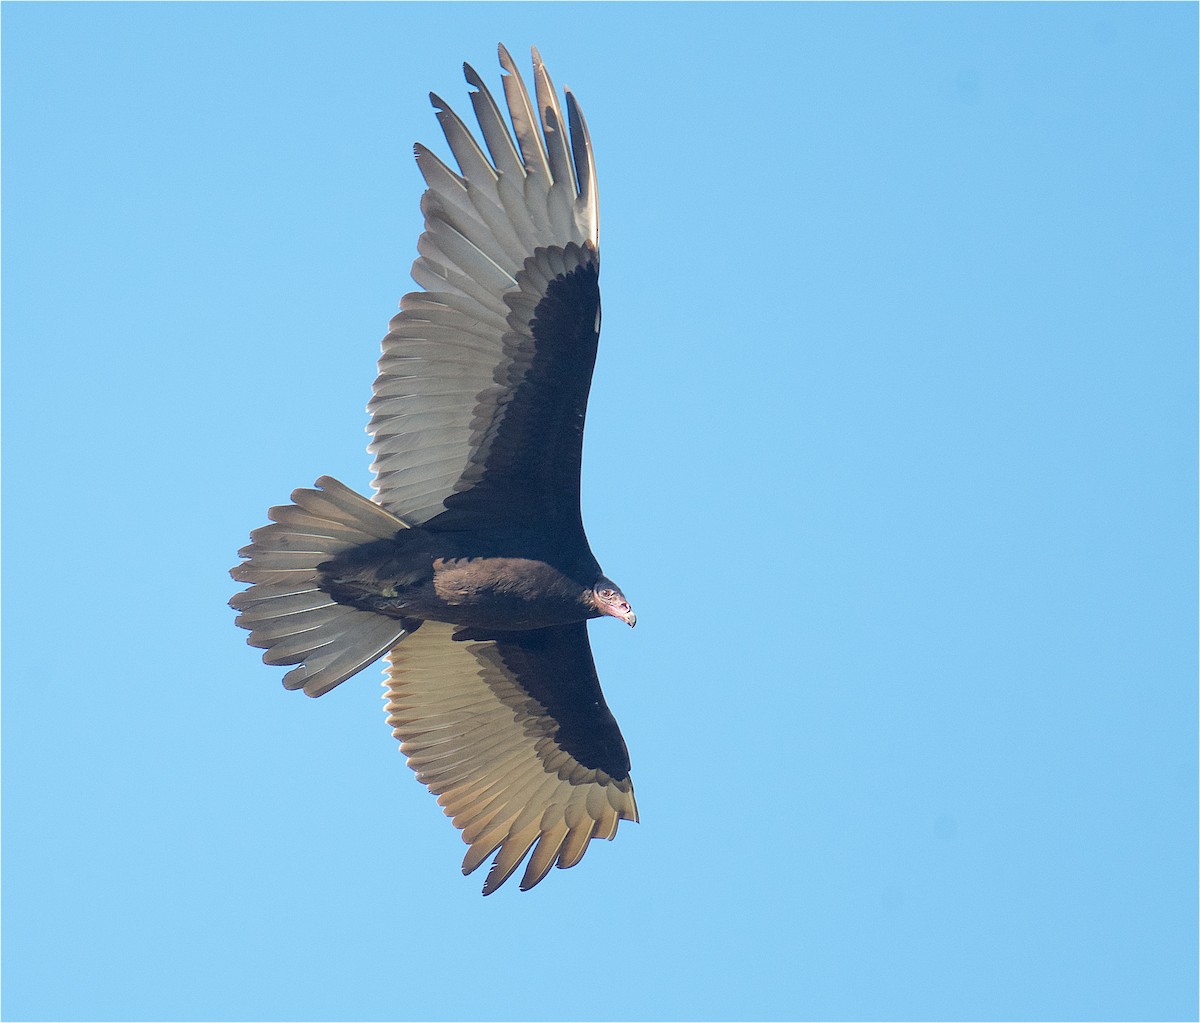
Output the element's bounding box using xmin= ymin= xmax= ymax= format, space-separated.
xmin=368 ymin=46 xmax=602 ymax=534
xmin=385 ymin=620 xmax=637 ymax=894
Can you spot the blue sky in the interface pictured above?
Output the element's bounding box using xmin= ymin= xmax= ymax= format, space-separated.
xmin=3 ymin=3 xmax=1196 ymax=1020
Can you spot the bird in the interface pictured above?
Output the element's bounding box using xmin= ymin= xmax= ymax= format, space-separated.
xmin=230 ymin=45 xmax=638 ymax=895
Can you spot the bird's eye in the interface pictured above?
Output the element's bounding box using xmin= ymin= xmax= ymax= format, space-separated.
xmin=600 ymin=588 xmax=614 ymax=599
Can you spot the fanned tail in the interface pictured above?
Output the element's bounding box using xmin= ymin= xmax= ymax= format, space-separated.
xmin=230 ymin=476 xmax=415 ymax=697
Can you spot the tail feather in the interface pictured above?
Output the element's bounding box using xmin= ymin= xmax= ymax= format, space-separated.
xmin=289 ymin=478 xmax=405 ymax=536
xmin=231 ymin=476 xmax=415 ymax=698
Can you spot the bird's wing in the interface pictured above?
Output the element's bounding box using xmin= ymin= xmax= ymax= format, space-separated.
xmin=369 ymin=45 xmax=602 ymax=534
xmin=385 ymin=619 xmax=637 ymax=894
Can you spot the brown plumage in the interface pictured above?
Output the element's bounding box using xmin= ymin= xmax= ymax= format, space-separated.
xmin=230 ymin=46 xmax=638 ymax=895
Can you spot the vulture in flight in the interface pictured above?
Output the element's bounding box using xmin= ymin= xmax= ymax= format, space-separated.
xmin=230 ymin=46 xmax=638 ymax=895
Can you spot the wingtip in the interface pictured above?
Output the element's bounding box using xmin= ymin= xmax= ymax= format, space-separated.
xmin=497 ymin=41 xmax=517 ymax=75
xmin=464 ymin=861 xmax=500 ymax=897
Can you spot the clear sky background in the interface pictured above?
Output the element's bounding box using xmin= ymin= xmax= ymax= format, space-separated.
xmin=3 ymin=3 xmax=1196 ymax=1021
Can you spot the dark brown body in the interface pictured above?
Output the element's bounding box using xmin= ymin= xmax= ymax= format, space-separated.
xmin=318 ymin=528 xmax=602 ymax=630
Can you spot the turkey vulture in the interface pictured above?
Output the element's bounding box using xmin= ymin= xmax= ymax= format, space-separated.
xmin=230 ymin=46 xmax=638 ymax=895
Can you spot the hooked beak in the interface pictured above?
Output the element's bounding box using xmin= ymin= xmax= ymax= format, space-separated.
xmin=602 ymin=601 xmax=637 ymax=628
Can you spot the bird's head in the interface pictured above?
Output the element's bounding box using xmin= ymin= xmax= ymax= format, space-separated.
xmin=591 ymin=575 xmax=636 ymax=627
